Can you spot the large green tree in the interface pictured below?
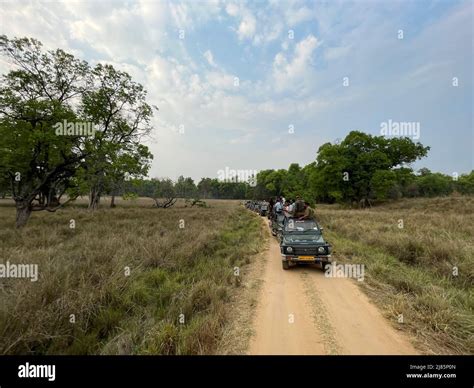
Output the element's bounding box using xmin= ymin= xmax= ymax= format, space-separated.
xmin=0 ymin=36 xmax=153 ymax=227
xmin=78 ymin=63 xmax=153 ymax=209
xmin=314 ymin=131 xmax=430 ymax=203
xmin=0 ymin=36 xmax=90 ymax=227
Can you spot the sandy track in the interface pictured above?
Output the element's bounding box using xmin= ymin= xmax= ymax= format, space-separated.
xmin=248 ymin=219 xmax=418 ymax=355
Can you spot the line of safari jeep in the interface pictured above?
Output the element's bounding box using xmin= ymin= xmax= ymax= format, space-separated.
xmin=245 ymin=200 xmax=332 ymax=270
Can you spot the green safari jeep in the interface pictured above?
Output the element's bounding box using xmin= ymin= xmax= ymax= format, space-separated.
xmin=280 ymin=217 xmax=332 ymax=270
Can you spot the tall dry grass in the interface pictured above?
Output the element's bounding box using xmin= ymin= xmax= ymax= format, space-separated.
xmin=316 ymin=196 xmax=474 ymax=354
xmin=0 ymin=198 xmax=263 ymax=354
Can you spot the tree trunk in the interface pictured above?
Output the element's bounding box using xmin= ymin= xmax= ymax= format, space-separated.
xmin=110 ymin=194 xmax=116 ymax=208
xmin=88 ymin=186 xmax=101 ymax=210
xmin=48 ymin=195 xmax=60 ymax=208
xmin=15 ymin=200 xmax=32 ymax=228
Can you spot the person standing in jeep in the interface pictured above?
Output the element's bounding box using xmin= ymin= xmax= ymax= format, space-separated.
xmin=273 ymin=197 xmax=283 ymax=214
xmin=292 ymin=196 xmax=306 ymax=217
xmin=268 ymin=197 xmax=275 ymax=219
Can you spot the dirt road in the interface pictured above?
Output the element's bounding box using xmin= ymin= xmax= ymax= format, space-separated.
xmin=248 ymin=220 xmax=418 ymax=355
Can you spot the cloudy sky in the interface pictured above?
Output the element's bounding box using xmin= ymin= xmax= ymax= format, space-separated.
xmin=0 ymin=0 xmax=472 ymax=182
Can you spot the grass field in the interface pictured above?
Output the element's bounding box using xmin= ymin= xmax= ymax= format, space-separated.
xmin=0 ymin=198 xmax=264 ymax=354
xmin=317 ymin=196 xmax=474 ymax=355
xmin=1 ymin=196 xmax=472 ymax=355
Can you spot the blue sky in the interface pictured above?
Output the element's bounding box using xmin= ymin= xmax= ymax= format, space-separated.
xmin=0 ymin=0 xmax=472 ymax=182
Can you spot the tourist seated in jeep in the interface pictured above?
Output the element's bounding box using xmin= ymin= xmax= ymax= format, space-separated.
xmin=298 ymin=201 xmax=315 ymax=220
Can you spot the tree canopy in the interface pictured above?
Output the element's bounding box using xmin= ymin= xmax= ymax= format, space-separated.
xmin=0 ymin=35 xmax=153 ymax=227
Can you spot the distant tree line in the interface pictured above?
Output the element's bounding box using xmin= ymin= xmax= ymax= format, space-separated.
xmin=118 ymin=131 xmax=472 ymax=205
xmin=251 ymin=131 xmax=474 ymax=205
xmin=119 ymin=176 xmax=253 ymax=201
xmin=114 ymin=130 xmax=473 ymax=205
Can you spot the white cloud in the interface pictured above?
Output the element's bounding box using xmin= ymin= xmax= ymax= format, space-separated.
xmin=169 ymin=2 xmax=190 ymax=27
xmin=225 ymin=2 xmax=257 ymax=41
xmin=253 ymin=20 xmax=283 ymax=45
xmin=237 ymin=11 xmax=256 ymax=40
xmin=0 ymin=2 xmax=75 ymax=53
xmin=70 ymin=6 xmax=161 ymax=64
xmin=272 ymin=34 xmax=320 ymax=92
xmin=225 ymin=3 xmax=240 ymax=17
xmin=324 ymin=45 xmax=352 ymax=61
xmin=286 ymin=6 xmax=314 ymax=25
xmin=206 ymin=71 xmax=237 ymax=90
xmin=203 ymin=50 xmax=217 ymax=67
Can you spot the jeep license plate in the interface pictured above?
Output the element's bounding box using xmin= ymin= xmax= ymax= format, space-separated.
xmin=298 ymin=256 xmax=314 ymax=261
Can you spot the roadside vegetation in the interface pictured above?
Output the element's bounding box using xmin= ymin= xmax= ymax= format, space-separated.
xmin=0 ymin=199 xmax=264 ymax=354
xmin=317 ymin=196 xmax=474 ymax=355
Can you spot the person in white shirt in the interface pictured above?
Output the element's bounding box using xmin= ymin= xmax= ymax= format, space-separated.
xmin=288 ymin=199 xmax=295 ymax=214
xmin=274 ymin=198 xmax=283 ymax=213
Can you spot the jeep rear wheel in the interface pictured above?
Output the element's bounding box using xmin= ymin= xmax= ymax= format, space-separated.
xmin=282 ymin=261 xmax=290 ymax=270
